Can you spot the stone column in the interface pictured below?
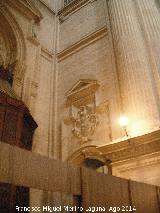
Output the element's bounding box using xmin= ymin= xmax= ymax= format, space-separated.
xmin=135 ymin=0 xmax=160 ymax=98
xmin=107 ymin=0 xmax=160 ymax=136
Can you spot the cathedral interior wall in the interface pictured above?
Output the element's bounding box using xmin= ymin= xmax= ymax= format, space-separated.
xmin=112 ymin=152 xmax=160 ymax=186
xmin=1 ymin=0 xmax=57 ymax=157
xmin=0 ymin=0 xmax=160 ymax=192
xmin=59 ymin=0 xmax=106 ymax=51
xmin=57 ymin=0 xmax=123 ymax=160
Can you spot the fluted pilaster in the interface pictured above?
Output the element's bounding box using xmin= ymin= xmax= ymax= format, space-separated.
xmin=135 ymin=0 xmax=160 ymax=39
xmin=135 ymin=0 xmax=160 ymax=99
xmin=107 ymin=0 xmax=160 ymax=135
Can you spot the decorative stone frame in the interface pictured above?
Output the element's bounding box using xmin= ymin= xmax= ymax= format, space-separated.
xmin=0 ymin=3 xmax=26 ymax=98
xmin=0 ymin=0 xmax=43 ymax=99
xmin=63 ymin=80 xmax=113 ymax=170
xmin=66 ymin=79 xmax=99 ymax=107
xmin=65 ymin=79 xmax=99 ymax=128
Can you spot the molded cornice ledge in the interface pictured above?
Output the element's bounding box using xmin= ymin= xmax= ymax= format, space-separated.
xmin=98 ymin=129 xmax=160 ymax=162
xmin=58 ymin=0 xmax=97 ymax=22
xmin=57 ymin=27 xmax=107 ymax=61
xmin=2 ymin=0 xmax=43 ymax=23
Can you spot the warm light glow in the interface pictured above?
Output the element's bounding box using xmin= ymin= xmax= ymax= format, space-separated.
xmin=119 ymin=116 xmax=129 ymax=127
xmin=130 ymin=120 xmax=152 ymax=137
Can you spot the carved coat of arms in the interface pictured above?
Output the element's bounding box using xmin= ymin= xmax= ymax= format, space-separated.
xmin=72 ymin=106 xmax=99 ymax=143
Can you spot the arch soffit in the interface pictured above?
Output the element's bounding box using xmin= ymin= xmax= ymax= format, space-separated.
xmin=0 ymin=4 xmax=26 ymax=80
xmin=0 ymin=5 xmax=26 ymax=87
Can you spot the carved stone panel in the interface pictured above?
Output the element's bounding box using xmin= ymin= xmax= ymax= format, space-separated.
xmin=62 ymin=79 xmax=113 ymax=163
xmin=0 ymin=16 xmax=17 ymax=68
xmin=66 ymin=79 xmax=99 ymax=107
xmin=72 ymin=105 xmax=99 ymax=143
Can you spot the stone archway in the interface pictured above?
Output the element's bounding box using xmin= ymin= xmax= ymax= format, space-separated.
xmin=0 ymin=6 xmax=29 ymax=213
xmin=0 ymin=19 xmax=17 ymax=66
xmin=0 ymin=5 xmax=26 ymax=98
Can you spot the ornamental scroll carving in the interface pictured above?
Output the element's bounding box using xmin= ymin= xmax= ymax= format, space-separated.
xmin=72 ymin=105 xmax=99 ymax=143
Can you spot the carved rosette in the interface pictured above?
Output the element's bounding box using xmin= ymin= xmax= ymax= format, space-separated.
xmin=72 ymin=105 xmax=99 ymax=143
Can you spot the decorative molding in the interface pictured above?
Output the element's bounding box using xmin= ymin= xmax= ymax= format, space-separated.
xmin=13 ymin=61 xmax=26 ymax=83
xmin=0 ymin=4 xmax=26 ymax=98
xmin=67 ymin=145 xmax=106 ymax=166
xmin=27 ymin=22 xmax=40 ymax=46
xmin=72 ymin=105 xmax=99 ymax=143
xmin=27 ymin=36 xmax=40 ymax=46
xmin=0 ymin=3 xmax=26 ymax=61
xmin=112 ymin=152 xmax=160 ymax=173
xmin=3 ymin=0 xmax=43 ymax=23
xmin=0 ymin=10 xmax=18 ymax=67
xmin=30 ymin=81 xmax=38 ymax=98
xmin=66 ymin=79 xmax=99 ymax=106
xmin=57 ymin=27 xmax=107 ymax=62
xmin=0 ymin=33 xmax=7 ymax=66
xmin=64 ymin=0 xmax=75 ymax=7
xmin=98 ymin=129 xmax=160 ymax=163
xmin=96 ymin=101 xmax=109 ymax=114
xmin=41 ymin=47 xmax=54 ymax=61
xmin=64 ymin=79 xmax=100 ymax=153
xmin=58 ymin=0 xmax=97 ymax=21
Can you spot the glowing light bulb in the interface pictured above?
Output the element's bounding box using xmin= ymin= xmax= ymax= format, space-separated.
xmin=119 ymin=116 xmax=129 ymax=127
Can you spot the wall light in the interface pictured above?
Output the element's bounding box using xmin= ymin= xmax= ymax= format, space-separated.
xmin=119 ymin=116 xmax=129 ymax=127
xmin=119 ymin=115 xmax=129 ymax=138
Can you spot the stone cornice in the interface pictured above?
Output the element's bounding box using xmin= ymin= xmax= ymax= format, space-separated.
xmin=58 ymin=0 xmax=97 ymax=22
xmin=67 ymin=145 xmax=106 ymax=166
xmin=41 ymin=47 xmax=54 ymax=62
xmin=113 ymin=152 xmax=160 ymax=173
xmin=66 ymin=79 xmax=99 ymax=106
xmin=3 ymin=0 xmax=43 ymax=23
xmin=98 ymin=129 xmax=160 ymax=162
xmin=57 ymin=27 xmax=107 ymax=61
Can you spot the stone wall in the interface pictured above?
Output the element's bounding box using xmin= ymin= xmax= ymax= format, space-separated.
xmin=57 ymin=0 xmax=122 ymax=160
xmin=1 ymin=0 xmax=160 ymax=188
xmin=0 ymin=0 xmax=57 ymax=157
xmin=56 ymin=0 xmax=160 ymax=186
